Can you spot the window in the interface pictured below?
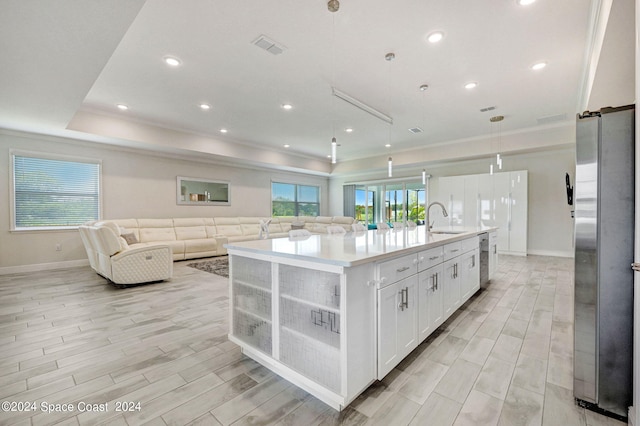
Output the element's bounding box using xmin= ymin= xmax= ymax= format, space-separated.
xmin=272 ymin=182 xmax=319 ymax=217
xmin=11 ymin=152 xmax=101 ymax=230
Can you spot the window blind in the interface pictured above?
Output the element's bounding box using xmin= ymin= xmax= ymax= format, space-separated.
xmin=13 ymin=154 xmax=100 ymax=229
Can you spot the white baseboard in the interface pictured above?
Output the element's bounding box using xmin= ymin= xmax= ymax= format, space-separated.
xmin=526 ymin=249 xmax=574 ymax=258
xmin=0 ymin=259 xmax=89 ymax=276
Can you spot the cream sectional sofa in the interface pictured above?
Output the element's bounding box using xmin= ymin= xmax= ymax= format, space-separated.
xmin=91 ymin=216 xmax=357 ymax=262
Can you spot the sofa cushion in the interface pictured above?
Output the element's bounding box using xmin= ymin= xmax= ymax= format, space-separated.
xmin=238 ymin=217 xmax=261 ymax=237
xmin=138 ymin=219 xmax=177 ymax=243
xmin=214 ymin=217 xmax=243 ymax=236
xmin=173 ymin=218 xmax=208 ymax=241
xmin=184 ymin=238 xmax=217 ymax=254
xmin=331 ymin=216 xmax=355 ymax=231
xmin=311 ymin=216 xmax=333 ymax=233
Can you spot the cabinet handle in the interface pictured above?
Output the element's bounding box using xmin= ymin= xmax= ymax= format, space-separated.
xmin=450 ymin=249 xmax=459 ymax=253
xmin=471 ymin=254 xmax=476 ymax=268
xmin=404 ymin=287 xmax=409 ymax=309
xmin=435 ymin=273 xmax=438 ymax=290
xmin=493 ymin=245 xmax=497 ymax=254
xmin=429 ymin=255 xmax=440 ymax=261
xmin=396 ymin=266 xmax=411 ymax=273
xmin=398 ymin=287 xmax=409 ymax=311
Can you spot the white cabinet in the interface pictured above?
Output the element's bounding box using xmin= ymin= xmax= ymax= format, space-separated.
xmin=434 ymin=171 xmax=527 ymax=255
xmin=229 ymin=253 xmax=376 ymax=411
xmin=460 ymin=248 xmax=480 ymax=299
xmin=377 ymin=275 xmax=418 ymax=379
xmin=418 ymin=264 xmax=444 ymax=341
xmin=437 ymin=176 xmax=465 ymax=227
xmin=493 ymin=173 xmax=511 ymax=253
xmin=464 ymin=176 xmax=479 ymax=227
xmin=488 ymin=231 xmax=498 ymax=279
xmin=443 ymin=256 xmax=461 ymax=316
xmin=507 ymin=170 xmax=528 ymax=255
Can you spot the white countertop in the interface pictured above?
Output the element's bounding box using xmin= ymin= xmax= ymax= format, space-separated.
xmin=225 ymin=225 xmax=496 ymax=267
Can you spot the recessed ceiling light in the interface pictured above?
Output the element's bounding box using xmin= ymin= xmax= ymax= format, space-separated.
xmin=464 ymin=82 xmax=478 ymax=89
xmin=427 ymin=31 xmax=444 ymax=43
xmin=116 ymin=104 xmax=129 ymax=111
xmin=419 ymin=84 xmax=429 ymax=91
xmin=220 ymin=128 xmax=228 ymax=133
xmin=199 ymin=103 xmax=211 ymax=110
xmin=385 ymin=144 xmax=391 ymax=148
xmin=282 ymin=104 xmax=293 ymax=110
xmin=345 ymin=128 xmax=353 ymax=133
xmin=283 ymin=144 xmax=290 ymax=148
xmin=517 ymin=0 xmax=536 ymax=5
xmin=531 ymin=61 xmax=547 ymax=70
xmin=163 ymin=56 xmax=181 ymax=67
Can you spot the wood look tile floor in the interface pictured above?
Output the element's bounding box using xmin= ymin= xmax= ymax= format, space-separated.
xmin=0 ymin=256 xmax=628 ymax=426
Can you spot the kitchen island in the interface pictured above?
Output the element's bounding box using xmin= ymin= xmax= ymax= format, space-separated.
xmin=225 ymin=225 xmax=497 ymax=410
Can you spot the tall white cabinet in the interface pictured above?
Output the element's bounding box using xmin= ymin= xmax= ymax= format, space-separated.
xmin=437 ymin=170 xmax=528 ymax=256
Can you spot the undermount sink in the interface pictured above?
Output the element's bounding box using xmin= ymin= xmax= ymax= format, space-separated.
xmin=430 ymin=230 xmax=467 ymax=235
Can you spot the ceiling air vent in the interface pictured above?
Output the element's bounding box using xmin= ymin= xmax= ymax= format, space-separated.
xmin=480 ymin=106 xmax=497 ymax=112
xmin=252 ymin=35 xmax=287 ymax=55
xmin=409 ymin=127 xmax=423 ymax=134
xmin=537 ymin=113 xmax=568 ymax=125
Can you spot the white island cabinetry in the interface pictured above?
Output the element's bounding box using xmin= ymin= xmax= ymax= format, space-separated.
xmin=227 ymin=226 xmax=494 ymax=410
xmin=229 ymin=252 xmax=376 ymax=411
xmin=375 ymin=234 xmax=482 ymax=379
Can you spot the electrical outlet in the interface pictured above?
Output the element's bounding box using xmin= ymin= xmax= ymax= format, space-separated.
xmin=55 ymin=243 xmax=62 ymax=251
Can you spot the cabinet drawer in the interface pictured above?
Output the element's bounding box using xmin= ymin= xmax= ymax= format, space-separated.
xmin=461 ymin=236 xmax=479 ymax=253
xmin=378 ymin=254 xmax=417 ymax=288
xmin=418 ymin=246 xmax=444 ymax=271
xmin=443 ymin=241 xmax=463 ymax=261
xmin=489 ymin=231 xmax=498 ymax=244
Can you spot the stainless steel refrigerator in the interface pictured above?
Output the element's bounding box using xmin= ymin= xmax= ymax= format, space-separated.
xmin=574 ymin=105 xmax=634 ymax=419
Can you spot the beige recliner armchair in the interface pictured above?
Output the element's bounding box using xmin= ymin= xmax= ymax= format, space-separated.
xmin=79 ymin=221 xmax=173 ymax=287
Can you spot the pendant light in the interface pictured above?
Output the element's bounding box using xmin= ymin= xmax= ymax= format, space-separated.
xmin=331 ymin=137 xmax=337 ymax=164
xmin=489 ymin=115 xmax=504 ymax=174
xmin=420 ymin=84 xmax=429 ymax=185
xmin=329 ymin=1 xmax=339 ymax=164
xmin=385 ymin=52 xmax=395 ymax=177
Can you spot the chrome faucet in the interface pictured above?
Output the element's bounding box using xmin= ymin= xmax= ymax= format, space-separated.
xmin=426 ymin=201 xmax=449 ymax=230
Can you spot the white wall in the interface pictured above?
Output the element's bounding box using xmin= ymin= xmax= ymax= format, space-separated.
xmin=0 ymin=130 xmax=329 ymax=271
xmin=330 ymin=147 xmax=576 ymax=257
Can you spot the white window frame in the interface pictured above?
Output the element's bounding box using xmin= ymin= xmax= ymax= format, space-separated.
xmin=10 ymin=149 xmax=103 ymax=231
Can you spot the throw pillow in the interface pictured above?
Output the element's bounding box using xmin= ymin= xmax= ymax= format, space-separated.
xmin=121 ymin=232 xmax=138 ymax=245
xmin=291 ymin=221 xmax=305 ymax=230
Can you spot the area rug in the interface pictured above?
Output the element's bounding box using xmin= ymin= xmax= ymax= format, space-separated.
xmin=187 ymin=256 xmax=229 ymax=278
